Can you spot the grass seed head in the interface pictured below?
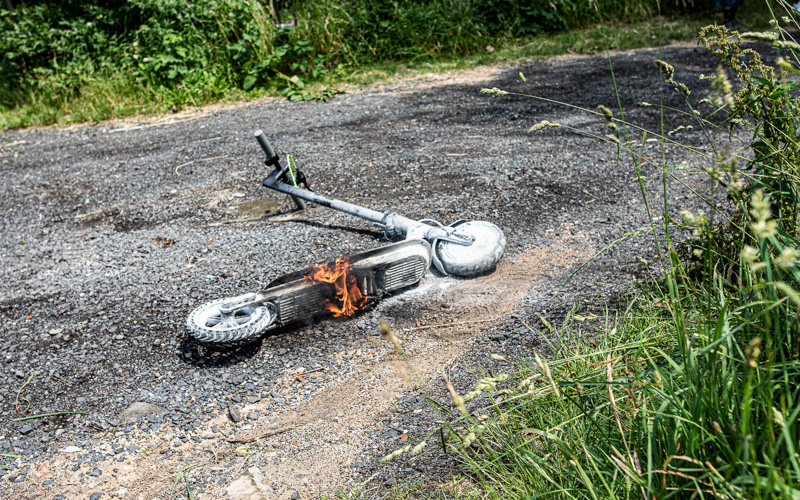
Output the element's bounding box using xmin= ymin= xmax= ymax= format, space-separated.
xmin=379 ymin=317 xmax=403 ymax=354
xmin=774 ymin=248 xmax=798 ymax=270
xmin=461 ymin=432 xmax=477 ymax=449
xmin=710 ymin=66 xmax=733 ymax=107
xmin=410 ymin=440 xmax=426 ymax=455
xmin=445 ymin=376 xmax=468 ymax=416
xmin=741 ymin=31 xmax=779 ymax=42
xmin=597 ymin=104 xmax=613 ymax=121
xmin=534 ymin=352 xmax=559 ymax=397
xmin=741 ymin=245 xmax=758 ymax=264
xmin=774 ymin=40 xmax=800 ymax=52
xmin=777 ymin=57 xmax=800 ymax=75
xmin=749 ymin=190 xmax=776 ymax=239
xmin=381 ymin=444 xmax=412 ymax=463
xmin=480 ymin=87 xmax=508 ymax=96
xmin=654 ymin=59 xmax=675 ymax=83
xmin=529 ymin=120 xmax=561 ymax=133
xmin=745 ymin=338 xmax=762 ymax=369
xmin=772 ymin=407 xmax=785 ymax=428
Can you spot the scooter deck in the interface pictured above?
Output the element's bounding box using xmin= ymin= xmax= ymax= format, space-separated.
xmin=259 ymin=239 xmax=431 ymax=327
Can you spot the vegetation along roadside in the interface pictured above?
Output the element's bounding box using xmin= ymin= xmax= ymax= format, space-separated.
xmin=0 ymin=0 xmax=770 ymax=129
xmin=376 ymin=3 xmax=800 ymax=498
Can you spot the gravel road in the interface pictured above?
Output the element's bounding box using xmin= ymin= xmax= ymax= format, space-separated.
xmin=0 ymin=43 xmax=725 ymax=498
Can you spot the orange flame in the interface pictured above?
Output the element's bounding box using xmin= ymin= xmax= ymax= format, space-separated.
xmin=304 ymin=257 xmax=366 ymax=317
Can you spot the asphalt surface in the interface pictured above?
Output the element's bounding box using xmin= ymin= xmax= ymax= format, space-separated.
xmin=0 ymin=43 xmax=728 ymax=498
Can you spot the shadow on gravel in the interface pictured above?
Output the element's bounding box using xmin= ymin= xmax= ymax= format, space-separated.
xmin=178 ymin=338 xmax=265 ymax=368
xmin=289 ymin=219 xmax=385 ymax=240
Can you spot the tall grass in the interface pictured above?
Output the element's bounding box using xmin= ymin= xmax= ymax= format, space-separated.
xmin=380 ymin=5 xmax=800 ymax=499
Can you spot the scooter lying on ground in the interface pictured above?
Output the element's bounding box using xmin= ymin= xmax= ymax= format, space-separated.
xmin=185 ymin=132 xmax=506 ymax=348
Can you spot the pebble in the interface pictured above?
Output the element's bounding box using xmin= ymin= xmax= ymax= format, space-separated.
xmin=228 ymin=405 xmax=242 ymax=423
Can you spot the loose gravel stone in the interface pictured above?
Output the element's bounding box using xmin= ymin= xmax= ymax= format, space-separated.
xmin=228 ymin=406 xmax=242 ymax=423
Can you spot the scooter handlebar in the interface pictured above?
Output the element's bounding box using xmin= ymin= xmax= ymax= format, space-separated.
xmin=253 ymin=130 xmax=277 ymax=160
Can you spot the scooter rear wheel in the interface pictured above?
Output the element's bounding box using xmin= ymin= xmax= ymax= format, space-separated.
xmin=186 ymin=296 xmax=274 ymax=349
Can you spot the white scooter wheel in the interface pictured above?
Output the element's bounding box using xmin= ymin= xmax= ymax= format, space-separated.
xmin=186 ymin=296 xmax=274 ymax=349
xmin=435 ymin=220 xmax=506 ymax=277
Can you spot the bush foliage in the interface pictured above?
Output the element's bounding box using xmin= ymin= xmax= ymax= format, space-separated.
xmin=0 ymin=0 xmax=706 ymax=113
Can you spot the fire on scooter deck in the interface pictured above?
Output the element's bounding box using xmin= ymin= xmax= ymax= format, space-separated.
xmin=186 ymin=239 xmax=431 ymax=348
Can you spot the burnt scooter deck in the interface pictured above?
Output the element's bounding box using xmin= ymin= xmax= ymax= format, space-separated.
xmin=186 ymin=239 xmax=431 ymax=347
xmin=255 ymin=238 xmax=431 ymax=328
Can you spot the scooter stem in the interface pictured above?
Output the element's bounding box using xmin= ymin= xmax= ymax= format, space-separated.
xmin=262 ymin=168 xmax=471 ymax=244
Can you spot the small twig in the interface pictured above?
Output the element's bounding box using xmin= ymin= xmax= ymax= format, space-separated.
xmin=12 ymin=411 xmax=88 ymax=422
xmin=175 ymin=155 xmax=228 ymax=175
xmin=204 ymin=216 xmax=270 ymax=227
xmin=75 ymin=209 xmax=105 ymax=219
xmin=360 ymin=471 xmax=381 ymax=487
xmin=0 ymin=453 xmax=21 ymax=459
xmin=223 ymin=425 xmax=295 ymax=444
xmin=15 ymin=374 xmax=35 ymax=415
xmin=174 ymin=161 xmax=194 ymax=175
xmin=401 ymin=318 xmax=497 ymax=333
xmin=440 ymin=427 xmax=447 ymax=454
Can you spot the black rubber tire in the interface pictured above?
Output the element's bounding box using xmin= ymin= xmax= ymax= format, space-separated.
xmin=186 ymin=297 xmax=273 ymax=349
xmin=436 ymin=220 xmax=506 ymax=277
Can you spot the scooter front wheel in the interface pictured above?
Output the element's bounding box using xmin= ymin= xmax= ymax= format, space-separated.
xmin=435 ymin=220 xmax=506 ymax=277
xmin=186 ymin=296 xmax=274 ymax=348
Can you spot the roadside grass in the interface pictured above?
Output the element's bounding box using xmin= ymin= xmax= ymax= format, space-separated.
xmin=339 ymin=16 xmax=715 ymax=90
xmin=378 ymin=6 xmax=800 ymax=499
xmin=321 ymin=478 xmax=485 ymax=499
xmin=0 ymin=9 xmax=766 ymax=130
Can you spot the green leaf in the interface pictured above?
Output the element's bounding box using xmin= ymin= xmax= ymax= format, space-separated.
xmin=243 ymin=75 xmax=256 ymax=90
xmin=750 ymin=75 xmax=773 ymax=88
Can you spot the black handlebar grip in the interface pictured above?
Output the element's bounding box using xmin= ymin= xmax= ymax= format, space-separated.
xmin=253 ymin=130 xmax=277 ymax=160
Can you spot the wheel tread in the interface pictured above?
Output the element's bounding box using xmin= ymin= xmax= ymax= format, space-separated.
xmin=186 ymin=298 xmax=273 ymax=349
